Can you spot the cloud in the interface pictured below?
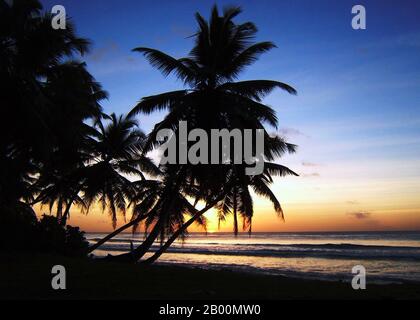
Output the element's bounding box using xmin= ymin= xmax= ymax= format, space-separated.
xmin=347 ymin=211 xmax=371 ymax=220
xmin=346 ymin=200 xmax=359 ymax=205
xmin=171 ymin=24 xmax=194 ymax=38
xmin=85 ymin=41 xmax=146 ymax=76
xmin=302 ymin=161 xmax=321 ymax=167
xmin=151 ymin=24 xmax=194 ymax=46
xmin=357 ymin=32 xmax=420 ymax=55
xmin=301 ymin=172 xmax=320 ymax=177
xmin=397 ymin=33 xmax=420 ymax=48
xmin=381 ymin=32 xmax=420 ymax=49
xmin=277 ymin=127 xmax=308 ymax=138
xmin=346 ymin=211 xmax=382 ymax=227
xmin=88 ymin=41 xmax=119 ymax=62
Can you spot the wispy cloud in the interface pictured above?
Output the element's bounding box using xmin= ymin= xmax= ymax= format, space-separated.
xmin=171 ymin=24 xmax=194 ymax=38
xmin=302 ymin=161 xmax=321 ymax=167
xmin=85 ymin=41 xmax=146 ymax=76
xmin=361 ymin=32 xmax=420 ymax=51
xmin=301 ymin=172 xmax=320 ymax=178
xmin=346 ymin=200 xmax=359 ymax=205
xmin=277 ymin=127 xmax=309 ymax=138
xmin=346 ymin=211 xmax=382 ymax=228
xmin=347 ymin=211 xmax=371 ymax=220
xmin=88 ymin=41 xmax=119 ymax=62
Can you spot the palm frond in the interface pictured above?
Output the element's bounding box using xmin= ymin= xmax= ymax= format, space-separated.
xmin=132 ymin=47 xmax=196 ymax=84
xmin=129 ymin=90 xmax=189 ymax=116
xmin=225 ymin=42 xmax=276 ymax=79
xmin=219 ymin=80 xmax=296 ymax=101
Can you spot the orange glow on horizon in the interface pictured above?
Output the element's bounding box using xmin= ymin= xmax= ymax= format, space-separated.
xmin=35 ymin=200 xmax=420 ymax=233
xmin=34 ymin=171 xmax=420 ymax=233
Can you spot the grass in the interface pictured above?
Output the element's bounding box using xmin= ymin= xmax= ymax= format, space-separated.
xmin=1 ymin=252 xmax=420 ymax=300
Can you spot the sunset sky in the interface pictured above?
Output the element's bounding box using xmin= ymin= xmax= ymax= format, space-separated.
xmin=38 ymin=0 xmax=420 ymax=232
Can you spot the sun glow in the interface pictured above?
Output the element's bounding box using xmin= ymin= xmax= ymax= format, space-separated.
xmin=202 ymin=208 xmax=222 ymax=233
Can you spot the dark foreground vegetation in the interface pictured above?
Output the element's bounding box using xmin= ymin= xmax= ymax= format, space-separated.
xmin=1 ymin=252 xmax=420 ymax=300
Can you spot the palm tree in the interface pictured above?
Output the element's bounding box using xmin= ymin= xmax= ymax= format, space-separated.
xmin=0 ymin=1 xmax=148 ymax=254
xmin=107 ymin=166 xmax=196 ymax=261
xmin=0 ymin=1 xmax=164 ymax=255
xmin=86 ymin=178 xmax=162 ymax=253
xmin=33 ymin=111 xmax=161 ymax=242
xmin=0 ymin=0 xmax=98 ymax=213
xmin=81 ymin=113 xmax=161 ymax=229
xmin=81 ymin=113 xmax=168 ymax=254
xmin=123 ymin=5 xmax=298 ymax=262
xmin=33 ymin=63 xmax=108 ymax=225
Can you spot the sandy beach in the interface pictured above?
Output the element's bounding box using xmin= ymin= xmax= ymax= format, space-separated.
xmin=2 ymin=252 xmax=419 ymax=300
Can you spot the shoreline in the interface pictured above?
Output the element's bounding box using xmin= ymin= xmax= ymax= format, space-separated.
xmin=151 ymin=260 xmax=420 ymax=286
xmin=1 ymin=252 xmax=420 ymax=300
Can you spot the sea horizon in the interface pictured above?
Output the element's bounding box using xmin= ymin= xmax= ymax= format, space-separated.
xmin=87 ymin=230 xmax=420 ymax=284
xmin=86 ymin=230 xmax=420 ymax=234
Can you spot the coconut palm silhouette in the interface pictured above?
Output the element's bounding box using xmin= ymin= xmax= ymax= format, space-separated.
xmin=119 ymin=5 xmax=298 ymax=263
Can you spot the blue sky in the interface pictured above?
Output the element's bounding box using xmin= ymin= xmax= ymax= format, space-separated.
xmin=39 ymin=0 xmax=420 ymax=231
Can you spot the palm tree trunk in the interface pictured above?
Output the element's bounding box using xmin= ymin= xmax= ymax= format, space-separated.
xmin=144 ymin=194 xmax=227 ymax=264
xmin=113 ymin=169 xmax=187 ymax=262
xmin=87 ymin=213 xmax=149 ymax=254
xmin=107 ymin=215 xmax=163 ymax=262
xmin=56 ymin=198 xmax=63 ymax=223
xmin=233 ymin=187 xmax=238 ymax=236
xmin=60 ymin=199 xmax=73 ymax=226
xmin=109 ymin=169 xmax=232 ymax=264
xmin=108 ymin=190 xmax=175 ymax=262
xmin=130 ymin=217 xmax=163 ymax=260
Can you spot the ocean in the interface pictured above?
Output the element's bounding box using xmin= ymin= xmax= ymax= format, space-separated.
xmin=87 ymin=231 xmax=420 ymax=283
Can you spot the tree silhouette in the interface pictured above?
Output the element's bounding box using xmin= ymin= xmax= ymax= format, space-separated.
xmin=0 ymin=0 xmax=100 ymax=215
xmin=122 ymin=5 xmax=298 ymax=263
xmin=1 ymin=2 xmax=298 ymax=262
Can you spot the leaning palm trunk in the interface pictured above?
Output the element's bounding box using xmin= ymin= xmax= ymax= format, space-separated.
xmin=129 ymin=217 xmax=163 ymax=260
xmin=144 ymin=193 xmax=228 ymax=264
xmin=109 ymin=185 xmax=179 ymax=262
xmin=107 ymin=214 xmax=164 ymax=262
xmin=87 ymin=213 xmax=150 ymax=253
xmin=118 ymin=193 xmax=180 ymax=262
xmin=113 ymin=169 xmax=190 ymax=262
